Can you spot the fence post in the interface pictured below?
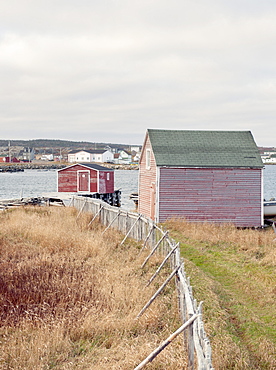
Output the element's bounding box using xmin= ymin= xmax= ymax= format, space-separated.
xmin=102 ymin=210 xmax=121 ymax=234
xmin=134 ymin=314 xmax=198 ymax=370
xmin=76 ymin=198 xmax=87 ymax=219
xmin=88 ymin=204 xmax=103 ymax=226
xmin=120 ymin=214 xmax=142 ymax=245
xmin=136 ymin=264 xmax=182 ymax=319
xmin=141 ymin=231 xmax=169 ymax=269
xmin=147 ymin=243 xmax=179 ymax=286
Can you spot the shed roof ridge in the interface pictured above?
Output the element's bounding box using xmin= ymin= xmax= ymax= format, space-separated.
xmin=147 ymin=129 xmax=263 ymax=168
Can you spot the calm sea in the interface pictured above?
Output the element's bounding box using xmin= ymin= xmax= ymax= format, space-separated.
xmin=263 ymin=165 xmax=276 ymax=200
xmin=0 ymin=169 xmax=139 ymax=210
xmin=0 ymin=166 xmax=275 ymax=210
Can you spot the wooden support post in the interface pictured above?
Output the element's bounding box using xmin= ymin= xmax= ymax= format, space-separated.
xmin=139 ymin=224 xmax=155 ymax=255
xmin=147 ymin=243 xmax=179 ymax=286
xmin=134 ymin=313 xmax=198 ymax=370
xmin=88 ymin=204 xmax=103 ymax=226
xmin=177 ymin=270 xmax=195 ymax=318
xmin=102 ymin=210 xmax=120 ymax=234
xmin=143 ymin=224 xmax=155 ymax=247
xmin=76 ymin=198 xmax=87 ymax=220
xmin=193 ymin=301 xmax=208 ymax=370
xmin=141 ymin=231 xmax=169 ymax=269
xmin=177 ymin=270 xmax=195 ymax=370
xmin=120 ymin=214 xmax=142 ymax=245
xmin=136 ymin=264 xmax=181 ymax=319
xmin=68 ymin=197 xmax=74 ymax=207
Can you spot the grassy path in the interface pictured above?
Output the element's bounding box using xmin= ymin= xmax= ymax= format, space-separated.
xmin=165 ymin=220 xmax=276 ymax=369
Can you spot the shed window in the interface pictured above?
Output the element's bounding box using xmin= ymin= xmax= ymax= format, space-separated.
xmin=146 ymin=149 xmax=151 ymax=170
xmin=107 ymin=173 xmax=110 ymax=181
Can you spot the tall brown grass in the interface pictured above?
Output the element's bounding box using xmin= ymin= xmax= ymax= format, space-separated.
xmin=0 ymin=207 xmax=185 ymax=369
xmin=165 ymin=219 xmax=276 ymax=265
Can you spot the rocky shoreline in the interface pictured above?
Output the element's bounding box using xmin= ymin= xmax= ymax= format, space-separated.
xmin=0 ymin=162 xmax=139 ymax=172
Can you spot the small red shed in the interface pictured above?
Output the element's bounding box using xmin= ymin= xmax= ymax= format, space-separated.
xmin=57 ymin=163 xmax=114 ymax=194
xmin=139 ymin=129 xmax=264 ymax=228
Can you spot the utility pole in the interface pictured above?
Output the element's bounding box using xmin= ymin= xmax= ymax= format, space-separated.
xmin=8 ymin=141 xmax=11 ymax=162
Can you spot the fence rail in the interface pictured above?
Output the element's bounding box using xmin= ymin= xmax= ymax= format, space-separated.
xmin=71 ymin=196 xmax=213 ymax=370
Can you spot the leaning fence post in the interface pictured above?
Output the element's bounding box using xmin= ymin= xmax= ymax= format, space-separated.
xmin=76 ymin=198 xmax=87 ymax=220
xmin=147 ymin=243 xmax=179 ymax=286
xmin=134 ymin=313 xmax=198 ymax=370
xmin=141 ymin=231 xmax=169 ymax=269
xmin=120 ymin=214 xmax=142 ymax=245
xmin=68 ymin=196 xmax=74 ymax=207
xmin=88 ymin=204 xmax=103 ymax=226
xmin=102 ymin=210 xmax=120 ymax=234
xmin=136 ymin=264 xmax=181 ymax=319
xmin=139 ymin=224 xmax=155 ymax=254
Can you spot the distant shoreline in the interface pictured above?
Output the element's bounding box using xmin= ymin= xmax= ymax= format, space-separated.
xmin=0 ymin=162 xmax=139 ymax=172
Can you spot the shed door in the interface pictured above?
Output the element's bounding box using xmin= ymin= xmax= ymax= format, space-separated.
xmin=78 ymin=171 xmax=90 ymax=192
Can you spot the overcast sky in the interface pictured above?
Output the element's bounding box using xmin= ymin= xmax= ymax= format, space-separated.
xmin=1 ymin=1 xmax=276 ymax=146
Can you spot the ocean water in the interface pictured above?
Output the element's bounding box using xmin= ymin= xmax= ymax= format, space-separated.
xmin=0 ymin=169 xmax=139 ymax=210
xmin=263 ymin=165 xmax=276 ymax=200
xmin=0 ymin=166 xmax=275 ymax=209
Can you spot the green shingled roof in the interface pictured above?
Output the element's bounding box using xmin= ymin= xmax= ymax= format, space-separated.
xmin=147 ymin=129 xmax=263 ymax=168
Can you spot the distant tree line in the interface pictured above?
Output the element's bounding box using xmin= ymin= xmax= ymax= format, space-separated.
xmin=0 ymin=139 xmax=129 ymax=149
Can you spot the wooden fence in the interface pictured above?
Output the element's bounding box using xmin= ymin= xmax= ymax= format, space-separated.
xmin=71 ymin=196 xmax=214 ymax=370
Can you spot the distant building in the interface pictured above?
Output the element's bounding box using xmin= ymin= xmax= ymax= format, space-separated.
xmin=131 ymin=146 xmax=142 ymax=153
xmin=113 ymin=150 xmax=132 ymax=164
xmin=0 ymin=155 xmax=8 ymax=163
xmin=260 ymin=151 xmax=276 ymax=164
xmin=68 ymin=150 xmax=114 ymax=163
xmin=18 ymin=147 xmax=35 ymax=162
xmin=0 ymin=156 xmax=20 ymax=163
xmin=41 ymin=154 xmax=54 ymax=161
xmin=90 ymin=149 xmax=114 ymax=163
xmin=132 ymin=150 xmax=141 ymax=163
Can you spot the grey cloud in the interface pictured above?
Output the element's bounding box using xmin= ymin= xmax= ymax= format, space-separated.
xmin=0 ymin=1 xmax=276 ymax=145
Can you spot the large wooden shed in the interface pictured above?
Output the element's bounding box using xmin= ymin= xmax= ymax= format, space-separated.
xmin=57 ymin=163 xmax=114 ymax=194
xmin=138 ymin=129 xmax=264 ymax=227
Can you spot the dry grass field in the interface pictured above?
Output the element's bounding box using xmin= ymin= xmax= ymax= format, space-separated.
xmin=0 ymin=207 xmax=186 ymax=370
xmin=165 ymin=219 xmax=276 ymax=370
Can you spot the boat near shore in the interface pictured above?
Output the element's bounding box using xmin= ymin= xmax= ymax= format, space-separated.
xmin=264 ymin=199 xmax=276 ymax=217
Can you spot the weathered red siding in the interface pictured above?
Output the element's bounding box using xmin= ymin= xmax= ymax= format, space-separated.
xmin=58 ymin=165 xmax=79 ymax=192
xmin=58 ymin=164 xmax=114 ymax=194
xmin=158 ymin=167 xmax=262 ymax=227
xmin=99 ymin=171 xmax=114 ymax=193
xmin=138 ymin=134 xmax=157 ymax=219
xmin=88 ymin=170 xmax=98 ymax=192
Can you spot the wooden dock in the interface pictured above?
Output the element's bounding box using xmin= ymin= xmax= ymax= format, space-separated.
xmin=0 ymin=190 xmax=121 ymax=211
xmin=0 ymin=197 xmax=65 ymax=210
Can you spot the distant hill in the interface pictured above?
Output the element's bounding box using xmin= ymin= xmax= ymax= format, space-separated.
xmin=0 ymin=139 xmax=132 ymax=150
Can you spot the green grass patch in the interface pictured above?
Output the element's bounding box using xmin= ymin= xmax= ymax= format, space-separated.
xmin=165 ymin=220 xmax=276 ymax=369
